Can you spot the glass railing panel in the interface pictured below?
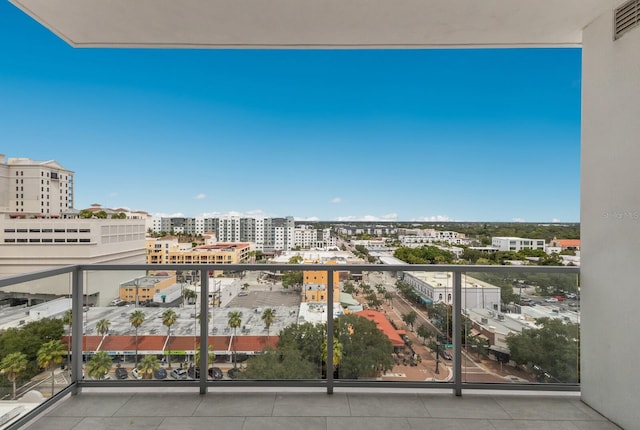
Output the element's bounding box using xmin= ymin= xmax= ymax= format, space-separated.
xmin=0 ymin=271 xmax=73 ymax=400
xmin=378 ymin=269 xmax=452 ymax=383
xmin=210 ymin=269 xmax=323 ymax=381
xmin=464 ymin=269 xmax=580 ymax=384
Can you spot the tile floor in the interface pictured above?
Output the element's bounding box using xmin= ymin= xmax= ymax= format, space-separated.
xmin=21 ymin=389 xmax=622 ymax=430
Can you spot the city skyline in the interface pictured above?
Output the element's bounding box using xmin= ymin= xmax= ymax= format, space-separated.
xmin=0 ymin=2 xmax=581 ymax=223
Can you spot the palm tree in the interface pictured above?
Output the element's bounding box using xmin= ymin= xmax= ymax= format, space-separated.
xmin=321 ymin=336 xmax=343 ymax=377
xmin=96 ymin=318 xmax=110 ymax=337
xmin=37 ymin=340 xmax=66 ymax=397
xmin=137 ymin=355 xmax=160 ymax=379
xmin=129 ymin=310 xmax=145 ymax=367
xmin=195 ymin=344 xmax=215 ymax=369
xmin=227 ymin=311 xmax=243 ymax=368
xmin=162 ymin=309 xmax=178 ymax=368
xmin=86 ymin=351 xmax=112 ymax=380
xmin=261 ymin=308 xmax=276 ymax=340
xmin=183 ymin=288 xmax=197 ymax=306
xmin=0 ymin=352 xmax=28 ymax=399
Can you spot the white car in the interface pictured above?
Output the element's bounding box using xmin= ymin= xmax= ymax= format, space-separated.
xmin=544 ymin=297 xmax=559 ymax=303
xmin=131 ymin=368 xmax=142 ymax=379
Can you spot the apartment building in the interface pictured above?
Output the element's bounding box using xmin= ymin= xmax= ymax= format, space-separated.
xmin=294 ymin=225 xmax=336 ymax=250
xmin=151 ymin=216 xmax=293 ymax=251
xmin=491 ymin=237 xmax=546 ymax=252
xmin=0 ymin=155 xmax=74 ymax=217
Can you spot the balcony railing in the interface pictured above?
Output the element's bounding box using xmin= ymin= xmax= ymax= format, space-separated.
xmin=0 ymin=263 xmax=580 ymax=429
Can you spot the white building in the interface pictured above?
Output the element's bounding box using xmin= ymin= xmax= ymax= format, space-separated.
xmin=0 ymin=217 xmax=146 ymax=305
xmin=491 ymin=237 xmax=545 ymax=252
xmin=402 ymin=272 xmax=501 ymax=310
xmin=294 ymin=225 xmax=336 ymax=250
xmin=0 ymin=155 xmax=74 ymax=217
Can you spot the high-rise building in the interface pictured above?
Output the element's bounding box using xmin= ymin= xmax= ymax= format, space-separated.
xmin=0 ymin=154 xmax=74 ymax=217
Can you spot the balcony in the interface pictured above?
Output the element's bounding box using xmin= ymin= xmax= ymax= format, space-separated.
xmin=0 ymin=263 xmax=617 ymax=429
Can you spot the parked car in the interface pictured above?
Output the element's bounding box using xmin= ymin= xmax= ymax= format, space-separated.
xmin=155 ymin=367 xmax=167 ymax=379
xmin=187 ymin=366 xmax=200 ymax=379
xmin=131 ymin=367 xmax=142 ymax=380
xmin=209 ymin=367 xmax=223 ymax=380
xmin=565 ymin=293 xmax=578 ymax=299
xmin=170 ymin=368 xmax=188 ymax=380
xmin=238 ymin=291 xmax=248 ymax=297
xmin=227 ymin=368 xmax=241 ymax=379
xmin=544 ymin=297 xmax=559 ymax=303
xmin=440 ymin=350 xmax=453 ymax=360
xmin=114 ymin=367 xmax=128 ymax=380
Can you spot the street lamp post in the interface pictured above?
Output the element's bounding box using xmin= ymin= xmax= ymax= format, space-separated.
xmin=435 ymin=342 xmax=441 ymax=374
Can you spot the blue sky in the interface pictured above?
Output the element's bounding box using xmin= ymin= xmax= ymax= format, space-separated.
xmin=0 ymin=2 xmax=581 ymax=223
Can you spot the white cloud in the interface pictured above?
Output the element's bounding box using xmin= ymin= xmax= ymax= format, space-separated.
xmin=108 ymin=192 xmax=118 ymax=198
xmin=295 ymin=216 xmax=320 ymax=222
xmin=413 ymin=215 xmax=451 ymax=222
xmin=194 ymin=193 xmax=206 ymax=200
xmin=551 ymin=218 xmax=561 ymax=223
xmin=154 ymin=212 xmax=185 ymax=218
xmin=199 ymin=209 xmax=269 ymax=218
xmin=335 ymin=213 xmax=398 ymax=222
xmin=512 ymin=218 xmax=525 ymax=222
xmin=330 ymin=197 xmax=342 ymax=204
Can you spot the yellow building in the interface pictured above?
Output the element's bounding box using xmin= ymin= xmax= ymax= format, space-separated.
xmin=119 ymin=274 xmax=176 ymax=303
xmin=166 ymin=243 xmax=251 ymax=264
xmin=302 ymin=261 xmax=342 ymax=302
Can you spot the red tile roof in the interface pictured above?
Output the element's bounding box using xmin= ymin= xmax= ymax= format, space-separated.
xmin=356 ymin=310 xmax=405 ymax=347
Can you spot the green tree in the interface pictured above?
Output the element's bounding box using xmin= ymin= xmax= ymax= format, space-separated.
xmin=183 ymin=288 xmax=197 ymax=306
xmin=137 ymin=355 xmax=160 ymax=379
xmin=343 ymin=281 xmax=356 ymax=295
xmin=282 ymin=271 xmax=303 ymax=290
xmin=37 ymin=340 xmax=66 ymax=396
xmin=384 ymin=291 xmax=393 ymax=307
xmin=261 ymin=308 xmax=276 ymax=340
xmin=506 ymin=317 xmax=580 ymax=383
xmin=401 ymin=311 xmax=418 ymax=331
xmin=0 ymin=352 xmax=28 ymax=399
xmin=321 ymin=336 xmax=343 ymax=376
xmin=417 ymin=324 xmax=434 ymax=345
xmin=95 ymin=210 xmax=108 ymax=219
xmin=227 ymin=311 xmax=243 ymax=368
xmin=162 ymin=309 xmax=178 ymax=368
xmin=129 ymin=310 xmax=145 ymax=367
xmin=95 ymin=318 xmax=110 ymax=337
xmin=62 ymin=309 xmax=73 ymax=368
xmin=86 ymin=351 xmax=112 ymax=380
xmin=195 ymin=345 xmax=215 ymax=368
xmin=335 ymin=314 xmax=394 ymax=379
xmin=288 ymin=255 xmax=303 ymax=264
xmin=242 ymin=347 xmax=318 ymax=379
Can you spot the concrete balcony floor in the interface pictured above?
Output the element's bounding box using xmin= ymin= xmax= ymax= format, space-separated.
xmin=22 ymin=388 xmax=620 ymax=430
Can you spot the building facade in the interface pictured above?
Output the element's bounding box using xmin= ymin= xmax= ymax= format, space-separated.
xmin=0 ymin=155 xmax=74 ymax=217
xmin=491 ymin=237 xmax=546 ymax=252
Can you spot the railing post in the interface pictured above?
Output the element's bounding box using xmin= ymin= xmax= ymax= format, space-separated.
xmin=452 ymin=270 xmax=462 ymax=396
xmin=71 ymin=266 xmax=84 ymax=395
xmin=326 ymin=268 xmax=334 ymax=394
xmin=199 ymin=268 xmax=209 ymax=395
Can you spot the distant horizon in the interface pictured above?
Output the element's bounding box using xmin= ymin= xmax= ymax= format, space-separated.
xmin=1 ymin=2 xmax=581 ymax=223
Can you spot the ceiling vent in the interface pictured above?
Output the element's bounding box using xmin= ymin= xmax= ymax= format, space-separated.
xmin=615 ymin=0 xmax=640 ymax=40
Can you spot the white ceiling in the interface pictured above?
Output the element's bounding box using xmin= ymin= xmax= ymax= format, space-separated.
xmin=10 ymin=0 xmax=618 ymax=49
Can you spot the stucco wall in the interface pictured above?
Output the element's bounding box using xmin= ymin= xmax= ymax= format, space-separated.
xmin=581 ymin=6 xmax=640 ymax=429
